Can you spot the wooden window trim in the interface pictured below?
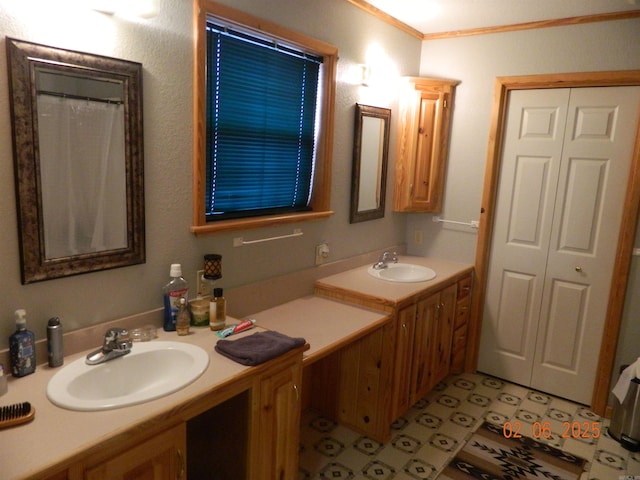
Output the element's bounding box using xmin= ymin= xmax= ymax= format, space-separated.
xmin=191 ymin=0 xmax=337 ymax=236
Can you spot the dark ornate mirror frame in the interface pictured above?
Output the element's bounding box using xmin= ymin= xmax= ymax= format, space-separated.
xmin=350 ymin=103 xmax=391 ymax=223
xmin=6 ymin=38 xmax=145 ymax=283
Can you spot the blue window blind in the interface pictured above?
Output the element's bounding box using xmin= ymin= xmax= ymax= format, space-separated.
xmin=205 ymin=22 xmax=322 ymax=221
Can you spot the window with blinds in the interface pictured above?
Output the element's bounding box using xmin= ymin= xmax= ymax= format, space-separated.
xmin=205 ymin=21 xmax=323 ymax=221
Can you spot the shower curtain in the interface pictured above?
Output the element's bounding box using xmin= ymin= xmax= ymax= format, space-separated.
xmin=37 ymin=94 xmax=127 ymax=259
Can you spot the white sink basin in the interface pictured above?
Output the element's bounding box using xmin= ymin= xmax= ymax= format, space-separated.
xmin=368 ymin=263 xmax=437 ymax=283
xmin=47 ymin=341 xmax=209 ymax=411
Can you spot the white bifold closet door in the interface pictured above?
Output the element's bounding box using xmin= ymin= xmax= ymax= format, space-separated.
xmin=478 ymin=86 xmax=640 ymax=405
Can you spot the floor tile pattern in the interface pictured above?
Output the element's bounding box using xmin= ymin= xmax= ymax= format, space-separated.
xmin=298 ymin=372 xmax=640 ymax=479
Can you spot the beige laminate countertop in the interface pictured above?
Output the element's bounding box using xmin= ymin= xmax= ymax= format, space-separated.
xmin=0 ymin=324 xmax=262 ymax=479
xmin=250 ymin=296 xmax=390 ymax=365
xmin=315 ymin=255 xmax=473 ymax=308
xmin=0 ymin=296 xmax=388 ymax=479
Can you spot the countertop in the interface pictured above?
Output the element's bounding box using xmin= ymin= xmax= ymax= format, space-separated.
xmin=251 ymin=296 xmax=390 ymax=365
xmin=0 ymin=295 xmax=388 ymax=479
xmin=0 ymin=325 xmax=260 ymax=479
xmin=315 ymin=255 xmax=473 ymax=308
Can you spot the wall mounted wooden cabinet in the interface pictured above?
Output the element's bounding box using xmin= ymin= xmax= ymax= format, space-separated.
xmin=393 ymin=77 xmax=459 ymax=213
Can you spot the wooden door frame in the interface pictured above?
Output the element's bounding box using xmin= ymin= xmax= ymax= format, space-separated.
xmin=467 ymin=70 xmax=640 ymax=415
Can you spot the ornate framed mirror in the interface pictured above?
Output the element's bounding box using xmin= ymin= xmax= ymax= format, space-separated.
xmin=350 ymin=103 xmax=391 ymax=223
xmin=6 ymin=38 xmax=145 ymax=283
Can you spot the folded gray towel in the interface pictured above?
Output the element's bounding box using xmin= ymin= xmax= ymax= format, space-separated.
xmin=214 ymin=330 xmax=306 ymax=366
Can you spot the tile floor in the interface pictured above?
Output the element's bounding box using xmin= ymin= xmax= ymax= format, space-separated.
xmin=298 ymin=372 xmax=640 ymax=479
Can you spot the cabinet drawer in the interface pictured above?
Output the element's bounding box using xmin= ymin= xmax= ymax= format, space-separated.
xmin=454 ymin=302 xmax=469 ymax=329
xmin=457 ymin=276 xmax=472 ymax=300
xmin=452 ymin=325 xmax=467 ymax=353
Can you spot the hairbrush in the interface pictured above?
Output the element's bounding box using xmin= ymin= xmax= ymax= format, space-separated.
xmin=0 ymin=402 xmax=35 ymax=429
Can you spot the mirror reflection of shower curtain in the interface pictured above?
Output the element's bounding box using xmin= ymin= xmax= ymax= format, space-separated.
xmin=37 ymin=95 xmax=127 ymax=259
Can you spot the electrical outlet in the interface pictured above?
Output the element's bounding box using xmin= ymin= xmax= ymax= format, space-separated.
xmin=194 ymin=270 xmax=213 ymax=297
xmin=315 ymin=243 xmax=330 ymax=265
xmin=414 ymin=229 xmax=423 ymax=244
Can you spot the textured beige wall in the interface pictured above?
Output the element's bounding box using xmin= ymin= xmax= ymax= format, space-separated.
xmin=407 ymin=18 xmax=640 ymax=381
xmin=0 ymin=0 xmax=420 ymax=349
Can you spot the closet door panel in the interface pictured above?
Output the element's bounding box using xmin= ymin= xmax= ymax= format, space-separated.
xmin=557 ymin=158 xmax=606 ymax=252
xmin=478 ymin=89 xmax=569 ymax=383
xmin=532 ymin=86 xmax=640 ymax=403
xmin=494 ymin=271 xmax=537 ymax=358
xmin=538 ymin=279 xmax=588 ymax=370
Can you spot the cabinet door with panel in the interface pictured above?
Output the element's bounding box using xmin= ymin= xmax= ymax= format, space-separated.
xmin=407 ymin=283 xmax=456 ymax=407
xmin=84 ymin=424 xmax=186 ymax=480
xmin=394 ymin=77 xmax=458 ymax=213
xmin=430 ymin=284 xmax=456 ymax=387
xmin=392 ymin=303 xmax=417 ymax=419
xmin=410 ymin=293 xmax=440 ymax=405
xmin=337 ymin=319 xmax=395 ymax=442
xmin=253 ymin=357 xmax=303 ymax=480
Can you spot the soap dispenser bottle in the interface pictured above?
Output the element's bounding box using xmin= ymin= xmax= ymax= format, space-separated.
xmin=9 ymin=309 xmax=36 ymax=377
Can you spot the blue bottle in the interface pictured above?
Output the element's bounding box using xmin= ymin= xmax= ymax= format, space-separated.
xmin=9 ymin=309 xmax=36 ymax=377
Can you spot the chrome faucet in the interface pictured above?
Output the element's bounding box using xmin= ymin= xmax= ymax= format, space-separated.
xmin=372 ymin=251 xmax=398 ymax=270
xmin=86 ymin=328 xmax=132 ymax=365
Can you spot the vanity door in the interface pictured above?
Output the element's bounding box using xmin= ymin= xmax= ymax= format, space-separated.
xmin=84 ymin=424 xmax=185 ymax=479
xmin=392 ymin=304 xmax=417 ymax=418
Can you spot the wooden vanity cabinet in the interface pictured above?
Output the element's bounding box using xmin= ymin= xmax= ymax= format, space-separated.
xmin=392 ymin=303 xmax=417 ymax=418
xmin=316 ymin=269 xmax=473 ymax=438
xmin=392 ymin=283 xmax=456 ymax=419
xmin=307 ymin=319 xmax=396 ymax=443
xmin=251 ymin=355 xmax=303 ymax=480
xmin=421 ymin=284 xmax=456 ymax=396
xmin=84 ymin=424 xmax=186 ymax=480
xmin=40 ymin=470 xmax=72 ymax=480
xmin=393 ymin=77 xmax=459 ymax=213
xmin=335 ymin=319 xmax=396 ymax=442
xmin=40 ymin=348 xmax=305 ymax=480
xmin=451 ymin=275 xmax=472 ymax=374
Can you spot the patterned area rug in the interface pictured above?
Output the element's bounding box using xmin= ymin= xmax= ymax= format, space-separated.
xmin=440 ymin=422 xmax=587 ymax=479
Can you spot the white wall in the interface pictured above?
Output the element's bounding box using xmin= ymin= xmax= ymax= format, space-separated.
xmin=409 ymin=19 xmax=640 ymax=373
xmin=0 ymin=0 xmax=421 ymax=349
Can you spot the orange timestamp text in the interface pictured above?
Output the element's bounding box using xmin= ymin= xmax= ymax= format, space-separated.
xmin=502 ymin=420 xmax=601 ymax=440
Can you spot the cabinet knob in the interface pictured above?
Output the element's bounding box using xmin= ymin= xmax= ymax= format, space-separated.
xmin=575 ymin=266 xmax=583 ymax=272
